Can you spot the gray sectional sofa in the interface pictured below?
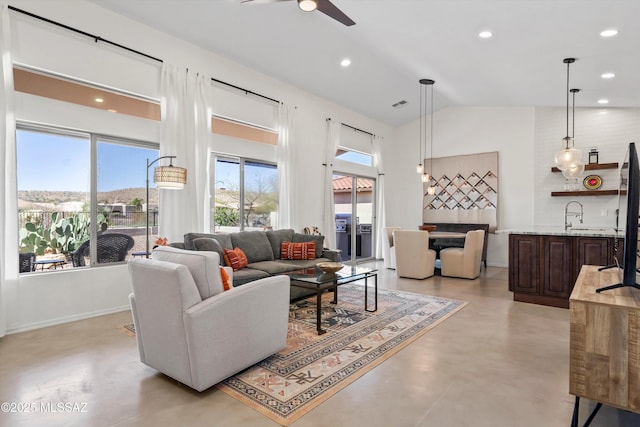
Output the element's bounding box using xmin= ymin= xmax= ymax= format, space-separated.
xmin=171 ymin=229 xmax=341 ymax=300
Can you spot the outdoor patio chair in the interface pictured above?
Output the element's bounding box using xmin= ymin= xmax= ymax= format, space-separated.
xmin=19 ymin=252 xmax=36 ymax=273
xmin=71 ymin=233 xmax=135 ymax=267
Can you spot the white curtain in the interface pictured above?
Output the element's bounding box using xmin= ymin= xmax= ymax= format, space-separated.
xmin=276 ymin=103 xmax=295 ymax=230
xmin=160 ymin=64 xmax=212 ymax=243
xmin=0 ymin=1 xmax=18 ymax=337
xmin=373 ymin=135 xmax=386 ymax=259
xmin=322 ymin=119 xmax=341 ymax=249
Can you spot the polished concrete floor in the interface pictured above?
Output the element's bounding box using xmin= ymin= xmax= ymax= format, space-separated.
xmin=1 ymin=263 xmax=639 ymax=427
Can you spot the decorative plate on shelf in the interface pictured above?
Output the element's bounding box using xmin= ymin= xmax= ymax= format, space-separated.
xmin=583 ymin=175 xmax=603 ymax=190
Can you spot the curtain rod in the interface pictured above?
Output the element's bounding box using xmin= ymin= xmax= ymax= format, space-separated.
xmin=211 ymin=78 xmax=279 ymax=104
xmin=8 ymin=5 xmax=163 ymax=63
xmin=9 ymin=5 xmax=281 ymax=105
xmin=327 ymin=118 xmax=375 ymax=137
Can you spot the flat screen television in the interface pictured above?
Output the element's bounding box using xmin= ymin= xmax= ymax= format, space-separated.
xmin=597 ymin=142 xmax=640 ymax=292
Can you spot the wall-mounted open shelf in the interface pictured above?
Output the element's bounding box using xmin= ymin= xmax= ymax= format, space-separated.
xmin=551 ymin=163 xmax=620 ymax=196
xmin=551 ymin=162 xmax=618 ymax=173
xmin=551 ymin=190 xmax=619 ymax=197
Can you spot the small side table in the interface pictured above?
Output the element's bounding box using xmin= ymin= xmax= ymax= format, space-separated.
xmin=33 ymin=259 xmax=66 ymax=271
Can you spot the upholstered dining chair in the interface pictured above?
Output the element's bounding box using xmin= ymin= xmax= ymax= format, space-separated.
xmin=440 ymin=230 xmax=485 ymax=279
xmin=383 ymin=226 xmax=402 ymax=269
xmin=393 ymin=230 xmax=437 ymax=279
xmin=71 ymin=233 xmax=134 ymax=267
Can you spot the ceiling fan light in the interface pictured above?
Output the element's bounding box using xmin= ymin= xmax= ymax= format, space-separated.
xmin=298 ymin=0 xmax=317 ymax=12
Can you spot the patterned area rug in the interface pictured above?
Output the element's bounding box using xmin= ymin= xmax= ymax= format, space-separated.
xmin=218 ymin=284 xmax=466 ymax=425
xmin=122 ymin=285 xmax=466 ymax=425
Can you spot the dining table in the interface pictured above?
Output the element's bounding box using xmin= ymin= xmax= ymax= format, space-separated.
xmin=427 ymin=231 xmax=467 ymax=240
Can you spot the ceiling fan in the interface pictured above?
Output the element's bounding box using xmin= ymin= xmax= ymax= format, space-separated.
xmin=240 ymin=0 xmax=355 ymax=26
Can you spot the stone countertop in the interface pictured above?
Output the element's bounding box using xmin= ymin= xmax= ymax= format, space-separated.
xmin=496 ymin=226 xmax=623 ymax=238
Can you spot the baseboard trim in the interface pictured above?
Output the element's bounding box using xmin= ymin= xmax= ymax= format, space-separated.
xmin=6 ymin=305 xmax=131 ymax=335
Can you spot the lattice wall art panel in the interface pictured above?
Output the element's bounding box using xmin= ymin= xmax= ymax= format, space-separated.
xmin=423 ymin=151 xmax=498 ymax=230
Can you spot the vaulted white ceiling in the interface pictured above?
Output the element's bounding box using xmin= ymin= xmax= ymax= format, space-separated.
xmin=89 ymin=0 xmax=640 ymax=126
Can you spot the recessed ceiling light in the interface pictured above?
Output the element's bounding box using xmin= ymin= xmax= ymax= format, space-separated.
xmin=478 ymin=31 xmax=493 ymax=39
xmin=597 ymin=99 xmax=609 ymax=104
xmin=340 ymin=58 xmax=351 ymax=67
xmin=601 ymin=72 xmax=615 ymax=79
xmin=600 ymin=29 xmax=618 ymax=37
xmin=94 ymin=97 xmax=104 ymax=103
xmin=107 ymin=109 xmax=117 ymax=113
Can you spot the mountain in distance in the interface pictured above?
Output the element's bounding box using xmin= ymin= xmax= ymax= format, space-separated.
xmin=18 ymin=187 xmax=158 ymax=210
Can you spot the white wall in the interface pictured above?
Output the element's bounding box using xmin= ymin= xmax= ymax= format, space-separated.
xmin=534 ymin=107 xmax=640 ymax=228
xmin=6 ymin=0 xmax=392 ymax=333
xmin=8 ymin=0 xmax=639 ymax=332
xmin=387 ymin=106 xmax=536 ymax=267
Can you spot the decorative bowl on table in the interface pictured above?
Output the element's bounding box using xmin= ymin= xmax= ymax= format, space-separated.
xmin=419 ymin=225 xmax=437 ymax=232
xmin=316 ymin=262 xmax=344 ymax=274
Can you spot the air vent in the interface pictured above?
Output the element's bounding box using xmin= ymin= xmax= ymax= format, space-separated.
xmin=392 ymin=100 xmax=408 ymax=108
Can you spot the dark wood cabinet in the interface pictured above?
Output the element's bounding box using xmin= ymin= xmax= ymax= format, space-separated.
xmin=541 ymin=236 xmax=574 ymax=299
xmin=508 ymin=234 xmax=539 ymax=294
xmin=509 ymin=233 xmax=617 ymax=308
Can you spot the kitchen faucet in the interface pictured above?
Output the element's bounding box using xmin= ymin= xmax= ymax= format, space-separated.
xmin=564 ymin=200 xmax=583 ymax=231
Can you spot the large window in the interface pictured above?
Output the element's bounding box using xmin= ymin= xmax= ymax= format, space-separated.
xmin=17 ymin=125 xmax=158 ymax=272
xmin=212 ymin=155 xmax=278 ymax=232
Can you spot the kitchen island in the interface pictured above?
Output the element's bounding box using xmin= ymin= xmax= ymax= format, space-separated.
xmin=500 ymin=227 xmax=623 ymax=308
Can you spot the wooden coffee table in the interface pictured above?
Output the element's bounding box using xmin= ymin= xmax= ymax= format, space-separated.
xmin=285 ymin=265 xmax=378 ymax=335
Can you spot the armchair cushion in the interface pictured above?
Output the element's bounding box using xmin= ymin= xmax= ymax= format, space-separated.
xmin=152 ymin=246 xmax=225 ymax=299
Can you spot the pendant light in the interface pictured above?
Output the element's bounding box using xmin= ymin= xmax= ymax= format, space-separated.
xmin=419 ymin=79 xmax=436 ymax=195
xmin=554 ymin=58 xmax=584 ymax=175
xmin=562 ymin=88 xmax=585 ymax=185
xmin=417 ymin=79 xmax=425 ymax=174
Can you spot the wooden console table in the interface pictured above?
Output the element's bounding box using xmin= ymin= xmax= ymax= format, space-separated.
xmin=569 ymin=265 xmax=640 ymax=426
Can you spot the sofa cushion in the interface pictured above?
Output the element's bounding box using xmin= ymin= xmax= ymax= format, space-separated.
xmin=192 ymin=237 xmax=227 ymax=266
xmin=277 ymin=257 xmax=331 ymax=269
xmin=247 ymin=260 xmax=303 ymax=275
xmin=151 ymin=246 xmax=224 ymax=299
xmin=292 ymin=233 xmax=324 ymax=258
xmin=223 ymin=248 xmax=249 ymax=271
xmin=230 ymin=268 xmax=270 ymax=286
xmin=230 ymin=231 xmax=274 ymax=263
xmin=281 ymin=241 xmax=316 ymax=260
xmin=266 ymin=229 xmax=295 ymax=259
xmin=184 ymin=232 xmax=232 ymax=251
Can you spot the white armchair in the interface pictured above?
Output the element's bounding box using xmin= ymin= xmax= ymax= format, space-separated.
xmin=383 ymin=226 xmax=402 ymax=269
xmin=394 ymin=230 xmax=437 ymax=279
xmin=128 ymin=246 xmax=290 ymax=392
xmin=440 ymin=230 xmax=485 ymax=279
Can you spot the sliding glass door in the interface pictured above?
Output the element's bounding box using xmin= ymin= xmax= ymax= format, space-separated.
xmin=333 ymin=174 xmax=376 ymax=263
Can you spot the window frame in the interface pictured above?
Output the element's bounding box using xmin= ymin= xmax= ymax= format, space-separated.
xmin=211 ymin=153 xmax=278 ymax=232
xmin=16 ymin=121 xmax=159 ymax=272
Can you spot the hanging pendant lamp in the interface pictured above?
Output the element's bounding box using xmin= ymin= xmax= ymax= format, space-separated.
xmin=419 ymin=79 xmax=436 ymax=195
xmin=562 ymin=88 xmax=585 ymax=186
xmin=554 ymin=58 xmax=584 ymax=174
xmin=417 ymin=79 xmax=425 ymax=174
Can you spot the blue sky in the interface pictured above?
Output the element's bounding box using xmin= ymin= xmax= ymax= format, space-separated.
xmin=17 ymin=129 xmax=159 ymax=192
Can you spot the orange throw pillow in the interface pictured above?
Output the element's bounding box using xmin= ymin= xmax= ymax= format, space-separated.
xmin=219 ymin=267 xmax=232 ymax=291
xmin=223 ymin=248 xmax=248 ymax=271
xmin=281 ymin=241 xmax=316 ymax=260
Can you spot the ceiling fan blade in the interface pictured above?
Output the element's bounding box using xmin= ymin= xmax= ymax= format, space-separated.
xmin=240 ymin=0 xmax=291 ymax=4
xmin=316 ymin=0 xmax=355 ymax=26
